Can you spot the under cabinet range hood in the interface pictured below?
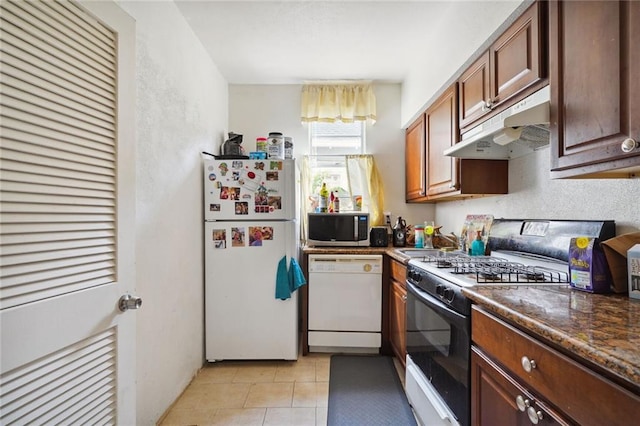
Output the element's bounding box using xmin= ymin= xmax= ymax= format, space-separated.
xmin=444 ymin=85 xmax=551 ymax=159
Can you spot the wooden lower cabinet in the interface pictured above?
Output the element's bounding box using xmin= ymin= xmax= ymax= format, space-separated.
xmin=471 ymin=348 xmax=569 ymax=426
xmin=471 ymin=306 xmax=640 ymax=426
xmin=388 ymin=259 xmax=407 ymax=367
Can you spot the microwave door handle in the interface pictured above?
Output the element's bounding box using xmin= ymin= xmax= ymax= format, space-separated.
xmin=353 ymin=216 xmax=358 ymax=240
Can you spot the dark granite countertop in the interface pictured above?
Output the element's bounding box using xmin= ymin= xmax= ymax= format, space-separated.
xmin=462 ymin=286 xmax=640 ymax=394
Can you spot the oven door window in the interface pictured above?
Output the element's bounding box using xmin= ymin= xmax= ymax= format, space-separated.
xmin=406 ymin=282 xmax=470 ymax=426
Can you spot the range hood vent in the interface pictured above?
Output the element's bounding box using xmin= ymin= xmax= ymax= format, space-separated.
xmin=444 ymin=86 xmax=551 ymax=159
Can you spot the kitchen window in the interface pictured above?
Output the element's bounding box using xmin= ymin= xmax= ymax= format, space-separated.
xmin=307 ymin=121 xmax=366 ymax=212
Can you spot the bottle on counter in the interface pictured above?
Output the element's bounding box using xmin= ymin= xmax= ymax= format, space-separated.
xmin=318 ymin=183 xmax=329 ymax=213
xmin=393 ymin=216 xmax=407 ymax=247
xmin=470 ymin=231 xmax=485 ymax=256
xmin=334 ymin=195 xmax=340 ymax=213
xmin=329 ymin=191 xmax=335 ymax=213
xmin=414 ymin=225 xmax=425 ymax=249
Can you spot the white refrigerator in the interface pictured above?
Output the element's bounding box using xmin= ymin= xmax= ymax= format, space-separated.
xmin=203 ymin=157 xmax=298 ymax=361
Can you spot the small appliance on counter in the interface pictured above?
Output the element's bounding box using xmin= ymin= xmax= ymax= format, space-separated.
xmin=307 ymin=213 xmax=369 ymax=247
xmin=370 ymin=227 xmax=388 ymax=247
xmin=221 ymin=132 xmax=245 ymax=157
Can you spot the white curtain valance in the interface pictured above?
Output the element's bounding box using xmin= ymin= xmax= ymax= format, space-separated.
xmin=300 ymin=83 xmax=376 ymax=123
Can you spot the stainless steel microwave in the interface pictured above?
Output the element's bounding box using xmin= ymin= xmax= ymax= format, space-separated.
xmin=307 ymin=213 xmax=370 ymax=247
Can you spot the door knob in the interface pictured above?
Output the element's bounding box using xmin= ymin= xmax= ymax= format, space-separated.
xmin=119 ymin=294 xmax=142 ymax=312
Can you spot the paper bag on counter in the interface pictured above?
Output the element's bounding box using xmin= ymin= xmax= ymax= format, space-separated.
xmin=601 ymin=232 xmax=640 ymax=293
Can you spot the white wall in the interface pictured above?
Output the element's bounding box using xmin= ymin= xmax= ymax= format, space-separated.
xmin=434 ymin=148 xmax=640 ymax=236
xmin=117 ymin=1 xmax=228 ymax=424
xmin=229 ymin=84 xmax=433 ymax=228
xmin=400 ymin=0 xmax=523 ymax=128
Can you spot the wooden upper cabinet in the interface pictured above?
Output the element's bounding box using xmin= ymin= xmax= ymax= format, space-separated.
xmin=405 ymin=114 xmax=427 ymax=201
xmin=490 ymin=2 xmax=544 ymax=107
xmin=427 ymin=84 xmax=459 ymax=196
xmin=549 ymin=0 xmax=640 ymax=178
xmin=459 ymin=52 xmax=490 ymax=130
xmin=459 ymin=1 xmax=547 ymax=133
xmin=405 ymin=84 xmax=508 ymax=202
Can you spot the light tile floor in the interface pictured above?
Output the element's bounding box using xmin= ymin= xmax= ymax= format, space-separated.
xmin=159 ymin=352 xmax=332 ymax=426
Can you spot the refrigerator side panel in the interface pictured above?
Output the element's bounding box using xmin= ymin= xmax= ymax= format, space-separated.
xmin=204 ymin=220 xmax=298 ymax=361
xmin=204 ymin=158 xmax=295 ymax=221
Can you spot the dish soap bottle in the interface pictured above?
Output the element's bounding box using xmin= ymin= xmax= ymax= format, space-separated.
xmin=471 ymin=232 xmax=485 ymax=256
xmin=318 ymin=183 xmax=329 ymax=213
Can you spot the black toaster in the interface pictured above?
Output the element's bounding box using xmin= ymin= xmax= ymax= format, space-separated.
xmin=369 ymin=227 xmax=389 ymax=247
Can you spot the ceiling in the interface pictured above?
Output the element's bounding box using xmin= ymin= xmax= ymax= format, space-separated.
xmin=174 ymin=0 xmax=523 ymax=85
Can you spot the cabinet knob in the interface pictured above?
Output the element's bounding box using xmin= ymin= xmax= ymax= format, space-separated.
xmin=521 ymin=356 xmax=537 ymax=373
xmin=527 ymin=407 xmax=544 ymax=424
xmin=482 ymin=99 xmax=494 ymax=112
xmin=402 ymin=295 xmax=407 ymax=301
xmin=621 ymin=138 xmax=638 ymax=153
xmin=515 ymin=395 xmax=530 ymax=412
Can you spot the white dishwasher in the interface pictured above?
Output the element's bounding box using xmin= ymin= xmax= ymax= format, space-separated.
xmin=308 ymin=254 xmax=383 ymax=353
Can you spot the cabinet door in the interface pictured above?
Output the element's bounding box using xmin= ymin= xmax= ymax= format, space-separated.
xmin=459 ymin=2 xmax=546 ymax=133
xmin=490 ymin=1 xmax=545 ymax=106
xmin=471 ymin=348 xmax=569 ymax=426
xmin=458 ymin=51 xmax=490 ymax=130
xmin=550 ymin=0 xmax=640 ymax=178
xmin=405 ymin=114 xmax=427 ymax=201
xmin=389 ymin=279 xmax=407 ymax=367
xmin=427 ymin=84 xmax=460 ymax=196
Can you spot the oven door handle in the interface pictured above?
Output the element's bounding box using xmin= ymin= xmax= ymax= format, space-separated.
xmin=406 ymin=281 xmax=468 ymax=328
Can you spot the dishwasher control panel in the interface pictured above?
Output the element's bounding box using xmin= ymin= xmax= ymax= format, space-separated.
xmin=308 ymin=254 xmax=382 ymax=274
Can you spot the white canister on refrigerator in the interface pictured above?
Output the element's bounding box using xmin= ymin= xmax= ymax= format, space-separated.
xmin=284 ymin=136 xmax=294 ymax=159
xmin=268 ymin=132 xmax=284 ymax=159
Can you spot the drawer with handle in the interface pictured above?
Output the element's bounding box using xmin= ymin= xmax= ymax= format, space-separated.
xmin=390 ymin=258 xmax=407 ymax=285
xmin=472 ymin=306 xmax=640 ymax=426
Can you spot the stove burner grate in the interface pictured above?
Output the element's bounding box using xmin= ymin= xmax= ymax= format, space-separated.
xmin=459 ymin=259 xmax=569 ymax=284
xmin=414 ymin=253 xmax=570 ymax=284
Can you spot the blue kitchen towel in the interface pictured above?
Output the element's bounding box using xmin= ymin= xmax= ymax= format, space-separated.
xmin=275 ymin=256 xmax=291 ymax=300
xmin=289 ymin=258 xmax=307 ymax=293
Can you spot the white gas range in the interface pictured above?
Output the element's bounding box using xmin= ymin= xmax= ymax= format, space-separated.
xmin=404 ymin=219 xmax=615 ymax=426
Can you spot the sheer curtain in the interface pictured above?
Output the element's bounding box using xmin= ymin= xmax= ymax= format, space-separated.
xmin=300 ymin=154 xmax=385 ymax=243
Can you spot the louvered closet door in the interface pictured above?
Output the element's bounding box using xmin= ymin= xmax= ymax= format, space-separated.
xmin=0 ymin=1 xmax=136 ymax=424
